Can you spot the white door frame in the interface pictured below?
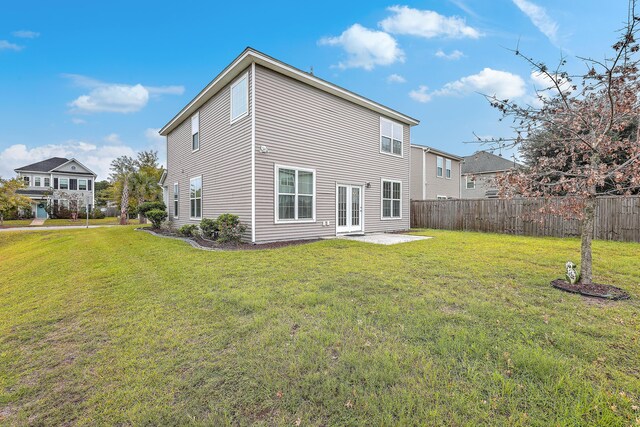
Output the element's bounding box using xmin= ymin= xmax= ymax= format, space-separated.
xmin=335 ymin=183 xmax=365 ymax=235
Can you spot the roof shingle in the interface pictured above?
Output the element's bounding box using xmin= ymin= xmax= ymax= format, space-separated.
xmin=14 ymin=157 xmax=69 ymax=173
xmin=462 ymin=151 xmax=521 ymax=174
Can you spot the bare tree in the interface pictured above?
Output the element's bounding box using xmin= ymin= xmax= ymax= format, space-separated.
xmin=483 ymin=2 xmax=640 ymax=284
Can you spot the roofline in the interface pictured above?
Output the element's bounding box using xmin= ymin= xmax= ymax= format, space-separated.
xmin=159 ymin=47 xmax=420 ymax=136
xmin=410 ymin=144 xmax=463 ymax=161
xmin=462 ymin=168 xmax=517 ymax=175
xmin=51 ymin=158 xmax=98 ymax=177
xmin=158 ymin=169 xmax=167 ymax=186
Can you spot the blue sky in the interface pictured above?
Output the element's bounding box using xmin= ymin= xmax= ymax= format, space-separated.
xmin=0 ymin=0 xmax=630 ymax=180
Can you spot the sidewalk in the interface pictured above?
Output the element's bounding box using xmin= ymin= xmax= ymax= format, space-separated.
xmin=0 ymin=225 xmax=118 ymax=232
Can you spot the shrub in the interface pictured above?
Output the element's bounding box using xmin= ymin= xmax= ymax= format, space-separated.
xmin=138 ymin=201 xmax=166 ymax=216
xmin=178 ymin=224 xmax=199 ymax=237
xmin=79 ymin=207 xmax=106 ymax=219
xmin=216 ymin=213 xmax=246 ymax=243
xmin=146 ymin=209 xmax=168 ymax=229
xmin=199 ymin=218 xmax=218 ymax=239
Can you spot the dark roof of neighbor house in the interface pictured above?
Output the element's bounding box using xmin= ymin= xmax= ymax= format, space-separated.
xmin=462 ymin=151 xmax=521 ymax=174
xmin=16 ymin=189 xmax=50 ymax=196
xmin=14 ymin=157 xmax=69 ymax=172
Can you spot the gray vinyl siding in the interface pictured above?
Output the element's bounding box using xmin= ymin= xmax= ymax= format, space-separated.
xmin=254 ymin=65 xmax=410 ymax=243
xmin=165 ymin=67 xmax=252 ymax=234
xmin=411 ymin=148 xmax=461 ymax=200
xmin=410 ymin=146 xmax=423 ymax=200
xmin=461 ymin=172 xmax=498 ymax=198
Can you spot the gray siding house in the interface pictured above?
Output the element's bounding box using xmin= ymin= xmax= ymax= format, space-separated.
xmin=14 ymin=157 xmax=97 ymax=218
xmin=410 ymin=145 xmax=462 ymax=200
xmin=159 ymin=48 xmax=419 ymax=243
xmin=461 ymin=151 xmax=521 ymax=199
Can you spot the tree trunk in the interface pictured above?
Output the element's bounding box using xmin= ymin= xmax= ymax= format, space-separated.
xmin=120 ymin=180 xmax=129 ymax=225
xmin=580 ymin=195 xmax=596 ymax=284
xmin=0 ymin=213 xmax=3 ymax=226
xmin=138 ymin=196 xmax=147 ymax=224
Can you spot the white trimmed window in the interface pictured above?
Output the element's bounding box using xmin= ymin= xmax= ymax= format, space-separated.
xmin=34 ymin=177 xmax=41 ymax=187
xmin=230 ymin=73 xmax=248 ymax=122
xmin=380 ymin=117 xmax=403 ymax=156
xmin=173 ymin=183 xmax=179 ymax=218
xmin=437 ymin=195 xmax=448 ymax=200
xmin=445 ymin=159 xmax=452 ymax=179
xmin=276 ymin=166 xmax=315 ymax=222
xmin=382 ymin=179 xmax=401 ymax=219
xmin=190 ymin=177 xmax=202 ymax=219
xmin=23 ymin=176 xmax=30 ymax=186
xmin=191 ymin=112 xmax=200 ymax=151
xmin=78 ymin=179 xmax=87 ymax=191
xmin=436 ymin=156 xmax=443 ymax=178
xmin=44 ymin=177 xmax=50 ymax=187
xmin=466 ymin=176 xmax=476 ymax=189
xmin=60 ymin=178 xmax=69 ymax=190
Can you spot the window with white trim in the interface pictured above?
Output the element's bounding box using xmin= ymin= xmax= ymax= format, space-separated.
xmin=436 ymin=156 xmax=443 ymax=177
xmin=380 ymin=117 xmax=403 ymax=156
xmin=191 ymin=112 xmax=200 ymax=151
xmin=276 ymin=166 xmax=314 ymax=221
xmin=78 ymin=179 xmax=87 ymax=191
xmin=60 ymin=178 xmax=69 ymax=190
xmin=173 ymin=183 xmax=179 ymax=218
xmin=382 ymin=180 xmax=401 ymax=219
xmin=44 ymin=177 xmax=50 ymax=187
xmin=437 ymin=195 xmax=448 ymax=200
xmin=230 ymin=73 xmax=248 ymax=122
xmin=445 ymin=159 xmax=452 ymax=179
xmin=34 ymin=177 xmax=41 ymax=187
xmin=190 ymin=177 xmax=202 ymax=219
xmin=23 ymin=176 xmax=30 ymax=186
xmin=466 ymin=176 xmax=476 ymax=189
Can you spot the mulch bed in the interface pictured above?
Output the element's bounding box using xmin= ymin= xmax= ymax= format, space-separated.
xmin=142 ymin=228 xmax=318 ymax=251
xmin=551 ymin=279 xmax=630 ymax=300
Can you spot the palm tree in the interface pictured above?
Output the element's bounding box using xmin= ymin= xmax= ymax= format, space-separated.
xmin=131 ymin=151 xmax=163 ymax=223
xmin=109 ymin=156 xmax=136 ymax=225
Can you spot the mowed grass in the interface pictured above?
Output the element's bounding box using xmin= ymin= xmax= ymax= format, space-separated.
xmin=0 ymin=227 xmax=639 ymax=426
xmin=0 ymin=217 xmax=140 ymax=228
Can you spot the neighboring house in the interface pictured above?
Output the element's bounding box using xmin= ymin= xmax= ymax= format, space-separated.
xmin=159 ymin=47 xmax=419 ymax=243
xmin=461 ymin=151 xmax=521 ymax=198
xmin=410 ymin=144 xmax=463 ymax=200
xmin=14 ymin=157 xmax=97 ymax=218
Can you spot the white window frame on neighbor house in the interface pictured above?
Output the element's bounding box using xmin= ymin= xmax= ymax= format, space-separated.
xmin=34 ymin=177 xmax=41 ymax=187
xmin=436 ymin=156 xmax=444 ymax=178
xmin=44 ymin=177 xmax=50 ymax=187
xmin=381 ymin=178 xmax=402 ymax=220
xmin=445 ymin=159 xmax=452 ymax=179
xmin=437 ymin=195 xmax=448 ymax=200
xmin=379 ymin=117 xmax=403 ymax=157
xmin=274 ymin=164 xmax=316 ymax=224
xmin=466 ymin=176 xmax=476 ymax=189
xmin=78 ymin=179 xmax=87 ymax=191
xmin=191 ymin=112 xmax=200 ymax=152
xmin=59 ymin=178 xmax=69 ymax=190
xmin=173 ymin=183 xmax=179 ymax=218
xmin=189 ymin=176 xmax=202 ymax=220
xmin=230 ymin=72 xmax=249 ymax=123
xmin=23 ymin=176 xmax=30 ymax=186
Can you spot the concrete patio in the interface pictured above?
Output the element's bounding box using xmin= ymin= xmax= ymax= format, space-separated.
xmin=336 ymin=233 xmax=431 ymax=245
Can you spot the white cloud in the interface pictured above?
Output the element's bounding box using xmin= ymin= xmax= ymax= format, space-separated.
xmin=530 ymin=71 xmax=572 ymax=94
xmin=12 ymin=30 xmax=40 ymax=39
xmin=409 ymin=85 xmax=432 ymax=103
xmin=512 ymin=0 xmax=558 ymax=44
xmin=410 ymin=68 xmax=526 ymax=103
xmin=319 ymin=24 xmax=404 ymax=70
xmin=104 ymin=133 xmax=122 ymax=144
xmin=387 ymin=73 xmax=406 ymax=83
xmin=380 ymin=6 xmax=482 ymax=39
xmin=435 ymin=49 xmax=465 ymax=60
xmin=0 ymin=139 xmax=137 ymax=180
xmin=64 ymin=74 xmax=184 ymax=114
xmin=145 ymin=128 xmax=166 ymax=167
xmin=71 ymin=117 xmax=86 ymax=125
xmin=0 ymin=40 xmax=23 ymax=51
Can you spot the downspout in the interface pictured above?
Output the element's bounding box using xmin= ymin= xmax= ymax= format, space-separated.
xmin=250 ymin=62 xmax=256 ymax=243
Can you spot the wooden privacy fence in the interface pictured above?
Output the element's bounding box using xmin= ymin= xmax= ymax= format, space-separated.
xmin=411 ymin=196 xmax=640 ymax=243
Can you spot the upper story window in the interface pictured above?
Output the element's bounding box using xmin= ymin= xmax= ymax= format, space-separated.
xmin=382 ymin=179 xmax=402 ymax=219
xmin=436 ymin=156 xmax=444 ymax=178
xmin=44 ymin=177 xmax=50 ymax=187
xmin=190 ymin=176 xmax=202 ymax=219
xmin=23 ymin=176 xmax=30 ymax=186
xmin=276 ymin=166 xmax=315 ymax=222
xmin=191 ymin=112 xmax=200 ymax=152
xmin=173 ymin=183 xmax=179 ymax=218
xmin=380 ymin=117 xmax=403 ymax=156
xmin=34 ymin=177 xmax=41 ymax=187
xmin=230 ymin=73 xmax=248 ymax=123
xmin=445 ymin=159 xmax=452 ymax=179
xmin=466 ymin=176 xmax=476 ymax=189
xmin=79 ymin=179 xmax=87 ymax=191
xmin=59 ymin=178 xmax=69 ymax=190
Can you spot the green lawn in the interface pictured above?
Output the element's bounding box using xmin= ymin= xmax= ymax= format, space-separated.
xmin=0 ymin=217 xmax=139 ymax=228
xmin=0 ymin=227 xmax=639 ymax=426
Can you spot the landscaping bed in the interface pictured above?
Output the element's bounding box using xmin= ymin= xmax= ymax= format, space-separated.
xmin=551 ymin=279 xmax=631 ymax=300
